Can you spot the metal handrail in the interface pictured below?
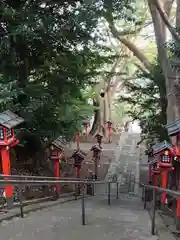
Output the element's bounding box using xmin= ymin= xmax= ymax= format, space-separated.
xmin=0 ymin=174 xmax=79 ymax=180
xmin=130 ymin=179 xmax=180 ymax=198
xmin=0 ymin=179 xmax=118 ymax=186
xmin=0 ymin=177 xmax=118 ymax=225
xmin=3 ymin=174 xmax=176 ymax=236
xmin=130 ymin=179 xmax=180 ymax=235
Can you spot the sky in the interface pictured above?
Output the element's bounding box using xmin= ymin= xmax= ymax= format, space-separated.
xmin=129 ymin=120 xmax=141 ymax=133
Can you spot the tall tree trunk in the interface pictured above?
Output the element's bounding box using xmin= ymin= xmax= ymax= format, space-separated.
xmin=149 ymin=0 xmax=180 ymax=122
xmin=89 ymin=98 xmax=100 ymax=135
xmin=148 ymin=0 xmax=175 ymax=123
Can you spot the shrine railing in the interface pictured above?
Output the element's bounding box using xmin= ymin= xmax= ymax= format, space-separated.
xmin=0 ymin=178 xmax=120 ymax=222
xmin=0 ymin=175 xmax=80 ymax=206
xmin=1 ymin=175 xmax=178 ymax=236
xmin=129 ymin=179 xmax=180 ymax=235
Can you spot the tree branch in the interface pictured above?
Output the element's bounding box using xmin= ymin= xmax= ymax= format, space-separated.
xmin=103 ymin=1 xmax=152 ymax=71
xmin=153 ymin=0 xmax=180 ymax=42
xmin=134 ymin=63 xmax=149 ymax=75
xmin=108 ymin=23 xmax=152 ymax=71
xmin=116 ymin=21 xmax=153 ymax=36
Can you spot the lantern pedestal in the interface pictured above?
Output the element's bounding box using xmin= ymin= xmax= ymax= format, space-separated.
xmin=72 ymin=149 xmax=86 ymax=195
xmin=91 ymin=145 xmax=102 ymax=180
xmin=1 ymin=147 xmax=13 ymax=208
xmin=54 ymin=159 xmax=60 ymax=197
xmin=76 ymin=166 xmax=81 ymax=195
xmin=50 ymin=147 xmax=64 ymax=198
xmin=95 ymin=133 xmax=103 ymax=148
xmin=160 ymin=168 xmax=168 ymax=205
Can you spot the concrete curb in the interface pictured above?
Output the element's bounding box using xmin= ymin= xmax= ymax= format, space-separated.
xmin=0 ymin=194 xmax=85 ymax=223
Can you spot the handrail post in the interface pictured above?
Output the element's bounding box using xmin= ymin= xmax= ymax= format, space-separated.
xmin=116 ymin=182 xmax=119 ymax=199
xmin=151 ymin=187 xmax=156 ymax=235
xmin=19 ymin=184 xmax=24 ymax=218
xmin=108 ymin=181 xmax=111 ymax=205
xmin=74 ymin=183 xmax=77 ymax=200
xmin=81 ymin=183 xmax=85 ymax=225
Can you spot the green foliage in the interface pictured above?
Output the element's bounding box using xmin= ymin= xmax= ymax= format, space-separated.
xmin=119 ymin=61 xmax=168 ymax=142
xmin=0 ymin=0 xmax=116 ymax=147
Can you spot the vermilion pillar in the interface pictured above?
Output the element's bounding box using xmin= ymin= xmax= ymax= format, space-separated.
xmin=176 ymin=180 xmax=180 ymax=230
xmin=54 ymin=159 xmax=60 ymax=194
xmin=161 ymin=169 xmax=167 ymax=204
xmin=1 ymin=147 xmax=13 ymax=208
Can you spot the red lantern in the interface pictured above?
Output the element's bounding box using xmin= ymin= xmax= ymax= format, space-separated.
xmin=95 ymin=133 xmax=103 ymax=147
xmin=166 ymin=120 xmax=180 ymax=229
xmin=0 ymin=110 xmax=24 ymax=208
xmin=50 ymin=145 xmax=64 ymax=196
xmin=158 ymin=149 xmax=173 ymax=168
xmin=151 ymin=163 xmax=160 ymax=175
xmin=71 ymin=149 xmax=86 ymax=194
xmin=82 ymin=120 xmax=90 ymax=139
xmin=72 ymin=149 xmax=86 ymax=170
xmin=90 ymin=145 xmax=102 ymax=178
xmin=153 ymin=141 xmax=174 ymax=205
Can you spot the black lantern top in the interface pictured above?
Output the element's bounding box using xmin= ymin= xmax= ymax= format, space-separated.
xmin=166 ymin=119 xmax=180 ymax=136
xmin=52 ymin=136 xmax=68 ymax=151
xmin=72 ymin=149 xmax=86 ymax=160
xmin=90 ymin=144 xmax=102 ymax=152
xmin=0 ymin=110 xmax=24 ymax=129
xmin=0 ymin=110 xmax=24 ymax=144
xmin=95 ymin=132 xmax=103 ymax=139
xmin=72 ymin=149 xmax=86 ymax=168
xmin=106 ymin=120 xmax=112 ymax=128
xmin=152 ymin=140 xmax=172 ymax=155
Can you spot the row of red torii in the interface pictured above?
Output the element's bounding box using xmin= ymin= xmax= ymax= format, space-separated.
xmin=147 ymin=119 xmax=180 ymax=231
xmin=0 ymin=110 xmax=112 ymax=208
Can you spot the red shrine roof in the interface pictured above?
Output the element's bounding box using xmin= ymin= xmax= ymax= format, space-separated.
xmin=0 ymin=110 xmax=24 ymax=129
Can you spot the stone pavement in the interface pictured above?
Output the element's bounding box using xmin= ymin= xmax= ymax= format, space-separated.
xmin=104 ymin=132 xmax=141 ymax=195
xmin=0 ymin=193 xmax=155 ymax=240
